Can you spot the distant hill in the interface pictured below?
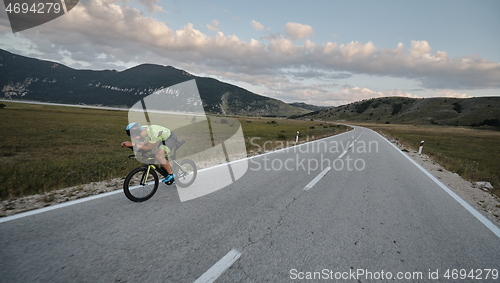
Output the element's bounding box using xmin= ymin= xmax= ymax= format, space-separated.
xmin=288 ymin=102 xmax=330 ymax=112
xmin=297 ymin=96 xmax=500 ymax=127
xmin=0 ymin=49 xmax=309 ymax=117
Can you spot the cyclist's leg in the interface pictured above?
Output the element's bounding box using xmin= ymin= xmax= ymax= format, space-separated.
xmin=155 ymin=147 xmax=173 ymax=175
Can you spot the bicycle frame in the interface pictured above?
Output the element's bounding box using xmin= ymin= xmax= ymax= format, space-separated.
xmin=129 ymin=140 xmax=190 ymax=178
xmin=172 ymin=159 xmax=190 ymax=176
xmin=128 ymin=155 xmax=190 ymax=180
xmin=140 ymin=164 xmax=155 ymax=186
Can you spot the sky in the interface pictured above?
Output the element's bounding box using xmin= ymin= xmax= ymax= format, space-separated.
xmin=1 ymin=0 xmax=499 ymax=106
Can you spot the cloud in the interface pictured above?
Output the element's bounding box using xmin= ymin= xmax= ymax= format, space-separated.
xmin=207 ymin=20 xmax=219 ymax=31
xmin=323 ymin=42 xmax=338 ymax=54
xmin=340 ymin=86 xmax=417 ymax=102
xmin=436 ymin=89 xmax=469 ymax=98
xmin=251 ymin=20 xmax=264 ymax=31
xmin=264 ymin=82 xmax=340 ymax=105
xmin=311 ymin=40 xmax=500 ymax=89
xmin=338 ymin=41 xmax=376 ymax=61
xmin=262 ymin=84 xmax=417 ymax=107
xmin=284 ymin=22 xmax=314 ymax=40
xmin=267 ymin=36 xmax=302 ymax=55
xmin=134 ymin=0 xmax=163 ymax=13
xmin=287 ymin=70 xmax=352 ymax=81
xmin=409 ymin=40 xmax=432 ymax=57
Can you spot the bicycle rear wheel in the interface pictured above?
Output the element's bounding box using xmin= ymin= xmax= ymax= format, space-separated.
xmin=173 ymin=159 xmax=197 ymax=188
xmin=123 ymin=166 xmax=159 ymax=202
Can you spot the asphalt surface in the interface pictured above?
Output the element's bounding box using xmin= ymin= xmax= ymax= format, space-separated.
xmin=1 ymin=126 xmax=499 ymax=282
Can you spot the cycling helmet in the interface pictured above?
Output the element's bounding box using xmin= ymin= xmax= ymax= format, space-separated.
xmin=126 ymin=123 xmax=143 ymax=137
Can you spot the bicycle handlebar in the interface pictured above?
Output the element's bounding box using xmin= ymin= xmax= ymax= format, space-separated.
xmin=125 ymin=140 xmax=185 ymax=160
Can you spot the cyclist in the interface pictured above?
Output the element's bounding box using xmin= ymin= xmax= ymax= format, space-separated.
xmin=121 ymin=123 xmax=178 ymax=183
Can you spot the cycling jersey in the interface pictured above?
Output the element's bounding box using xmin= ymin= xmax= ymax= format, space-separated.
xmin=143 ymin=125 xmax=171 ymax=144
xmin=134 ymin=125 xmax=177 ymax=154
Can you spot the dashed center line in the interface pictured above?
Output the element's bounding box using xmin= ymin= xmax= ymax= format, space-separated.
xmin=303 ymin=167 xmax=331 ymax=191
xmin=337 ymin=130 xmax=363 ymax=160
xmin=193 ymin=249 xmax=242 ymax=283
xmin=338 ymin=150 xmax=348 ymax=159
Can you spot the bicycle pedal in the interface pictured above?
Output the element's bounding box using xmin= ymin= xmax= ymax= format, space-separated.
xmin=166 ymin=180 xmax=174 ymax=185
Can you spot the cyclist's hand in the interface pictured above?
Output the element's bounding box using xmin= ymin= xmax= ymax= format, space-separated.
xmin=121 ymin=141 xmax=133 ymax=148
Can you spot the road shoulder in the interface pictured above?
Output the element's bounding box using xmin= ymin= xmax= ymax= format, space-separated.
xmin=383 ymin=134 xmax=500 ymax=229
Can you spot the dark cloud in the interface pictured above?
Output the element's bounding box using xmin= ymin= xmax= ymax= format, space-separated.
xmin=287 ymin=70 xmax=353 ymax=81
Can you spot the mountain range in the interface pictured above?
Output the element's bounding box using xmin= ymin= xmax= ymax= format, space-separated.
xmin=0 ymin=49 xmax=310 ymax=117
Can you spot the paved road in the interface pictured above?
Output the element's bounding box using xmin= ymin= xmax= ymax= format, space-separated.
xmin=1 ymin=126 xmax=499 ymax=282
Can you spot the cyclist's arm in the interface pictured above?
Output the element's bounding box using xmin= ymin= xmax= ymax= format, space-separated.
xmin=132 ymin=141 xmax=158 ymax=151
xmin=121 ymin=141 xmax=133 ymax=148
xmin=121 ymin=141 xmax=146 ymax=148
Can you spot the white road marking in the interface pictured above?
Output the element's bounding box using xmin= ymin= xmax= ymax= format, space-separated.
xmin=0 ymin=190 xmax=123 ymax=224
xmin=303 ymin=129 xmax=362 ymax=190
xmin=338 ymin=130 xmax=363 ymax=159
xmin=304 ymin=167 xmax=331 ymax=191
xmin=193 ymin=249 xmax=242 ymax=283
xmin=338 ymin=150 xmax=348 ymax=159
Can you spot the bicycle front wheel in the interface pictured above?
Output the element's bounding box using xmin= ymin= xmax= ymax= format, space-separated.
xmin=173 ymin=159 xmax=197 ymax=188
xmin=123 ymin=166 xmax=159 ymax=202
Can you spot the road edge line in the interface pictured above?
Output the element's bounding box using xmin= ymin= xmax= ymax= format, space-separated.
xmin=368 ymin=127 xmax=500 ymax=239
xmin=0 ymin=190 xmax=123 ymax=224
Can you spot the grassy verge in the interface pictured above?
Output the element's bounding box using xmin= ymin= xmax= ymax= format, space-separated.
xmin=0 ymin=102 xmax=134 ymax=199
xmin=238 ymin=117 xmax=350 ymax=154
xmin=356 ymin=123 xmax=500 ymax=199
xmin=0 ymin=102 xmax=349 ymax=200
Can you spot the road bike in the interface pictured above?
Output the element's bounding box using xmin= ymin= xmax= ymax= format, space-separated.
xmin=123 ymin=140 xmax=197 ymax=202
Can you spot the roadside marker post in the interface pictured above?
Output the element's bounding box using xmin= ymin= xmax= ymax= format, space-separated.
xmin=418 ymin=140 xmax=424 ymax=154
xmin=296 ymin=131 xmax=299 ymax=143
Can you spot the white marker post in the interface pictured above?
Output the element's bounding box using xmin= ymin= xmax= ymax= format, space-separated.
xmin=296 ymin=131 xmax=299 ymax=143
xmin=418 ymin=140 xmax=424 ymax=154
